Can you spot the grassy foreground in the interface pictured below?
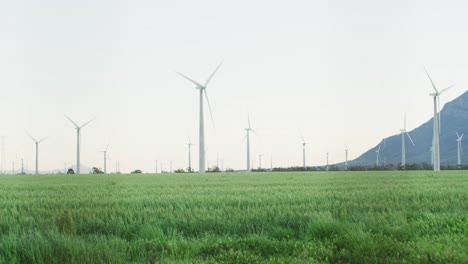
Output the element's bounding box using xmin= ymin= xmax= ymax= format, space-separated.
xmin=0 ymin=171 xmax=467 ymax=263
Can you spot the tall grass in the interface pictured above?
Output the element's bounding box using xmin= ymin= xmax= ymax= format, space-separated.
xmin=0 ymin=171 xmax=466 ymax=263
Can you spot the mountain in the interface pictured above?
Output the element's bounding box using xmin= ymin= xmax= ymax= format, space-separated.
xmin=351 ymin=90 xmax=468 ymax=166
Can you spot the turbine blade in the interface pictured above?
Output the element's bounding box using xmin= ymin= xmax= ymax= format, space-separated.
xmin=105 ymin=144 xmax=109 ymax=151
xmin=203 ymin=89 xmax=215 ymax=127
xmin=176 ymin=72 xmax=203 ymax=88
xmin=38 ymin=137 xmax=48 ymax=143
xmin=65 ymin=115 xmax=79 ymax=128
xmin=250 ymin=128 xmax=258 ymax=135
xmin=242 ymin=133 xmax=247 ymax=142
xmin=406 ymin=132 xmax=415 ymax=146
xmin=80 ymin=119 xmax=93 ymax=128
xmin=461 ymin=134 xmax=464 ymax=140
xmin=439 ymin=85 xmax=455 ymax=95
xmin=26 ymin=131 xmax=37 ymax=143
xmin=456 ymin=132 xmax=460 ymax=138
xmin=205 ymin=61 xmax=223 ymax=87
xmin=424 ymin=67 xmax=439 ymax=93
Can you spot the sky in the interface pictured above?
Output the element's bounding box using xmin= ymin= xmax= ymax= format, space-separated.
xmin=1 ymin=0 xmax=468 ymax=173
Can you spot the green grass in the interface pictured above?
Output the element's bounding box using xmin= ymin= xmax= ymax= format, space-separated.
xmin=0 ymin=171 xmax=467 ymax=263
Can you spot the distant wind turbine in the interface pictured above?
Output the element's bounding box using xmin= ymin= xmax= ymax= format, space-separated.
xmin=187 ymin=137 xmax=195 ymax=172
xmin=177 ymin=62 xmax=222 ymax=173
xmin=345 ymin=145 xmax=349 ymax=170
xmin=326 ymin=152 xmax=329 ymax=171
xmin=27 ymin=133 xmax=47 ymax=175
xmin=375 ymin=145 xmax=381 ymax=167
xmin=66 ymin=116 xmax=93 ymax=174
xmin=301 ymin=135 xmax=309 ymax=169
xmin=99 ymin=144 xmax=109 ymax=174
xmin=425 ymin=68 xmax=454 ymax=171
xmin=456 ymin=132 xmax=463 ymax=167
xmin=400 ymin=115 xmax=415 ymax=169
xmin=244 ymin=113 xmax=257 ymax=172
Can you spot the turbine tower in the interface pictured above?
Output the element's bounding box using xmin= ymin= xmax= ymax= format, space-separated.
xmin=456 ymin=132 xmax=463 ymax=167
xmin=66 ymin=116 xmax=93 ymax=174
xmin=301 ymin=136 xmax=309 ymax=169
xmin=177 ymin=62 xmax=222 ymax=173
xmin=375 ymin=145 xmax=381 ymax=167
xmin=425 ymin=68 xmax=454 ymax=171
xmin=400 ymin=115 xmax=415 ymax=169
xmin=245 ymin=113 xmax=257 ymax=172
xmin=99 ymin=144 xmax=109 ymax=174
xmin=27 ymin=133 xmax=47 ymax=175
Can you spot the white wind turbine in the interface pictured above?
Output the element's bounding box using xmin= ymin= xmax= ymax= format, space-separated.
xmin=425 ymin=68 xmax=454 ymax=171
xmin=301 ymin=135 xmax=310 ymax=169
xmin=65 ymin=116 xmax=93 ymax=174
xmin=326 ymin=152 xmax=329 ymax=171
xmin=177 ymin=62 xmax=222 ymax=173
xmin=375 ymin=145 xmax=381 ymax=167
xmin=27 ymin=133 xmax=47 ymax=175
xmin=456 ymin=132 xmax=463 ymax=167
xmin=400 ymin=115 xmax=415 ymax=169
xmin=345 ymin=145 xmax=349 ymax=170
xmin=245 ymin=113 xmax=257 ymax=172
xmin=99 ymin=144 xmax=109 ymax=174
xmin=187 ymin=137 xmax=195 ymax=172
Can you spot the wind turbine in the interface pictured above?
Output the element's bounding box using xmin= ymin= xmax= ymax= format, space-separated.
xmin=65 ymin=116 xmax=93 ymax=174
xmin=177 ymin=62 xmax=222 ymax=173
xmin=187 ymin=137 xmax=195 ymax=172
xmin=375 ymin=145 xmax=381 ymax=167
xmin=400 ymin=115 xmax=415 ymax=169
xmin=425 ymin=68 xmax=454 ymax=171
xmin=244 ymin=113 xmax=257 ymax=172
xmin=27 ymin=133 xmax=47 ymax=175
xmin=99 ymin=144 xmax=109 ymax=174
xmin=301 ymin=135 xmax=309 ymax=169
xmin=345 ymin=144 xmax=348 ymax=170
xmin=326 ymin=152 xmax=329 ymax=171
xmin=456 ymin=132 xmax=463 ymax=167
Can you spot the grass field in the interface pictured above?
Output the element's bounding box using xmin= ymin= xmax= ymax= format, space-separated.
xmin=0 ymin=171 xmax=467 ymax=263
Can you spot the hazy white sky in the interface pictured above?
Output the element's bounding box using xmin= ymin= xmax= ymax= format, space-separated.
xmin=1 ymin=0 xmax=467 ymax=172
